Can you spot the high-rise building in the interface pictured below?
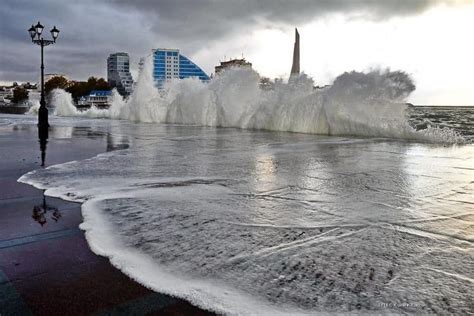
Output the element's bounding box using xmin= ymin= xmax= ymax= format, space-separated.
xmin=107 ymin=52 xmax=133 ymax=96
xmin=152 ymin=48 xmax=209 ymax=88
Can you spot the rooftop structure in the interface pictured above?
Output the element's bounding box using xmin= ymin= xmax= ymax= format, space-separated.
xmin=107 ymin=52 xmax=133 ymax=96
xmin=215 ymin=58 xmax=252 ymax=74
xmin=152 ymin=48 xmax=209 ymax=88
xmin=89 ymin=90 xmax=112 ymax=97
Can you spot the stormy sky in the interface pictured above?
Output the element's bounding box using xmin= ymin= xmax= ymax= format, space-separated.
xmin=1 ymin=0 xmax=473 ymax=104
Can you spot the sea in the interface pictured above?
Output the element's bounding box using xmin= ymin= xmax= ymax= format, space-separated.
xmin=14 ymin=65 xmax=474 ymax=314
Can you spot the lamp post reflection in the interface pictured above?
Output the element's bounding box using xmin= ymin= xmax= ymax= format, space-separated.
xmin=32 ymin=193 xmax=61 ymax=226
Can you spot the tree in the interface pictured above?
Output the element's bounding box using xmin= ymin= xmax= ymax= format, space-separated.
xmin=12 ymin=87 xmax=29 ymax=104
xmin=95 ymin=78 xmax=110 ymax=90
xmin=65 ymin=77 xmax=111 ymax=101
xmin=66 ymin=81 xmax=87 ymax=100
xmin=86 ymin=76 xmax=98 ymax=90
xmin=45 ymin=76 xmax=68 ymax=94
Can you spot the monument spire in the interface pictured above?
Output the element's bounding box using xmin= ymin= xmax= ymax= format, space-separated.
xmin=290 ymin=28 xmax=300 ymax=77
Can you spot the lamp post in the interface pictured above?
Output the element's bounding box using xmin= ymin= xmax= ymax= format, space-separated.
xmin=28 ymin=21 xmax=60 ymax=128
xmin=28 ymin=22 xmax=59 ymax=166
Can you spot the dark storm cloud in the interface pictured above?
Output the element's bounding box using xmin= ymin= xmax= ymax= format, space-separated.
xmin=0 ymin=0 xmax=453 ymax=82
xmin=109 ymin=0 xmax=440 ymax=42
xmin=0 ymin=0 xmax=151 ymax=82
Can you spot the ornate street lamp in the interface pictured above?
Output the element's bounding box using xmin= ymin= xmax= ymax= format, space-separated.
xmin=28 ymin=21 xmax=60 ymax=128
xmin=28 ymin=21 xmax=59 ymax=166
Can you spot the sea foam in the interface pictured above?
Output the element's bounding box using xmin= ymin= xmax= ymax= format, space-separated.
xmin=17 ymin=56 xmax=472 ymax=314
xmin=49 ymin=56 xmax=464 ymax=143
xmin=18 ymin=124 xmax=474 ymax=314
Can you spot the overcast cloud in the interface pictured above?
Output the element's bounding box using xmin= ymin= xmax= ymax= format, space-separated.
xmin=0 ymin=0 xmax=472 ymax=104
xmin=1 ymin=0 xmax=449 ymax=80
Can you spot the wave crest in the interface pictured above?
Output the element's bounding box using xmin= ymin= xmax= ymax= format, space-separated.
xmin=50 ymin=58 xmax=464 ymax=143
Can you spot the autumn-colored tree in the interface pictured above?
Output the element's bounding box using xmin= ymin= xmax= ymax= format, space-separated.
xmin=45 ymin=76 xmax=69 ymax=94
xmin=12 ymin=87 xmax=29 ymax=104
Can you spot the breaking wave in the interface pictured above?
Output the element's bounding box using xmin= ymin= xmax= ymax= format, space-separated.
xmin=50 ymin=57 xmax=464 ymax=143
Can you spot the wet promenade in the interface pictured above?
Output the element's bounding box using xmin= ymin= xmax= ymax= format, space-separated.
xmin=0 ymin=118 xmax=211 ymax=315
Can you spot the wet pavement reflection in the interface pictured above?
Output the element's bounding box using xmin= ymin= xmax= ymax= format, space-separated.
xmin=32 ymin=193 xmax=61 ymax=226
xmin=38 ymin=125 xmax=48 ymax=167
xmin=0 ymin=116 xmax=205 ymax=316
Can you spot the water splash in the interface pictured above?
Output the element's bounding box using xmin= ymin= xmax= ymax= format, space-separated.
xmin=50 ymin=56 xmax=464 ymax=143
xmin=51 ymin=88 xmax=122 ymax=119
xmin=26 ymin=100 xmax=40 ymax=115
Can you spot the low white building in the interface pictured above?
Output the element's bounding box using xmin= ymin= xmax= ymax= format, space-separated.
xmin=77 ymin=90 xmax=112 ymax=108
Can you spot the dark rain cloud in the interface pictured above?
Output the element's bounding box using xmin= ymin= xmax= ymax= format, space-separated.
xmin=0 ymin=0 xmax=456 ymax=82
xmin=110 ymin=0 xmax=436 ymax=38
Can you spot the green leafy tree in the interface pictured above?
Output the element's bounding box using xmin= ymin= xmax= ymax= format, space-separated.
xmin=65 ymin=77 xmax=111 ymax=101
xmin=12 ymin=87 xmax=29 ymax=104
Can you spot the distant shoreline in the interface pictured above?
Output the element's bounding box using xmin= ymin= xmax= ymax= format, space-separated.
xmin=408 ymin=104 xmax=474 ymax=109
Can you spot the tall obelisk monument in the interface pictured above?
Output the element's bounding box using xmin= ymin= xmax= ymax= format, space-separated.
xmin=290 ymin=28 xmax=300 ymax=79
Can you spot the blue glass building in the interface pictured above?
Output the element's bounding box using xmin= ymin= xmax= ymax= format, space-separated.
xmin=152 ymin=48 xmax=210 ymax=88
